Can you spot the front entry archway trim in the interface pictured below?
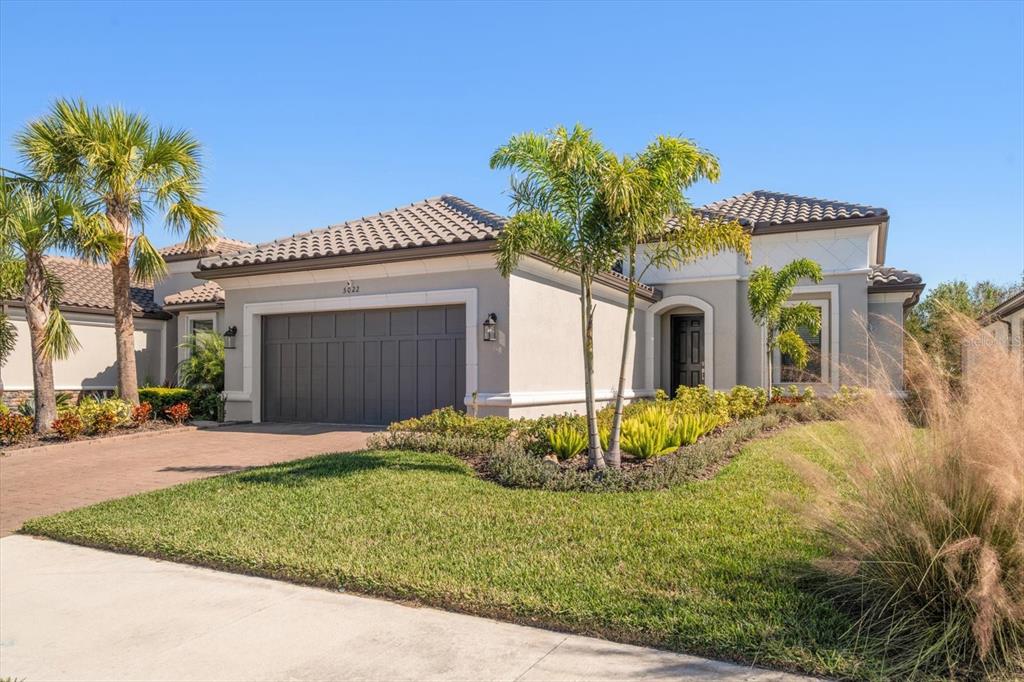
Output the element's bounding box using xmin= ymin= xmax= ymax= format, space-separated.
xmin=645 ymin=295 xmax=715 ymax=391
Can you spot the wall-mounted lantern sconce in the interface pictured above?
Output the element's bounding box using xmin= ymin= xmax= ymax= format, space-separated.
xmin=223 ymin=325 xmax=238 ymax=349
xmin=482 ymin=313 xmax=497 ymax=342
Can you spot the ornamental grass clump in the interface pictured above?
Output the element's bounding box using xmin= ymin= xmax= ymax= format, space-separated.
xmin=804 ymin=315 xmax=1023 ymax=679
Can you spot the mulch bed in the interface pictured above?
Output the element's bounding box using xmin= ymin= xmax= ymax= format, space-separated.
xmin=2 ymin=420 xmax=184 ymax=453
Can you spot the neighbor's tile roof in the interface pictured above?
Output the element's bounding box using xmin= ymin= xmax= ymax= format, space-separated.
xmin=159 ymin=236 xmax=254 ymax=261
xmin=868 ymin=265 xmax=923 ymax=288
xmin=11 ymin=257 xmax=165 ymax=317
xmin=162 ymin=281 xmax=225 ymax=308
xmin=698 ymin=190 xmax=887 ymax=229
xmin=198 ymin=196 xmax=505 ymax=271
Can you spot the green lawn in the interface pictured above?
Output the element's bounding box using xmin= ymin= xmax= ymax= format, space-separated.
xmin=23 ymin=422 xmax=870 ymax=678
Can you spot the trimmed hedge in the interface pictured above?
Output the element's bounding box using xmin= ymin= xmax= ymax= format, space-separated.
xmin=138 ymin=387 xmax=193 ymax=417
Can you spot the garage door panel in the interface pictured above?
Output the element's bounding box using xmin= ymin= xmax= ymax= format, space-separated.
xmin=263 ymin=305 xmax=464 ymax=425
xmin=312 ymin=313 xmax=335 ymax=339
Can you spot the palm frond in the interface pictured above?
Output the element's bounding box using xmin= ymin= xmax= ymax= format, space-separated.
xmin=776 ymin=329 xmax=810 ymax=369
xmin=779 ymin=302 xmax=822 ymax=337
xmin=131 ymin=233 xmax=168 ymax=284
xmin=42 ymin=306 xmax=80 ymax=361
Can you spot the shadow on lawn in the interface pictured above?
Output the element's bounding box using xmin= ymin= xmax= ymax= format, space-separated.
xmin=232 ymin=450 xmax=469 ymax=486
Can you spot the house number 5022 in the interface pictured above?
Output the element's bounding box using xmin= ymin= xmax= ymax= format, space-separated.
xmin=342 ymin=281 xmax=360 ymax=294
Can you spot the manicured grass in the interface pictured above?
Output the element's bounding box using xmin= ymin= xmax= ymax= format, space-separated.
xmin=24 ymin=422 xmax=869 ymax=678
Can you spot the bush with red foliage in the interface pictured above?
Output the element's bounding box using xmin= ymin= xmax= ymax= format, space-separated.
xmin=132 ymin=402 xmax=153 ymax=425
xmin=164 ymin=401 xmax=191 ymax=425
xmin=0 ymin=412 xmax=34 ymax=444
xmin=51 ymin=413 xmax=85 ymax=440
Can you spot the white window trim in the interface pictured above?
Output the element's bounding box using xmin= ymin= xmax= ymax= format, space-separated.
xmin=773 ymin=298 xmax=831 ymax=388
xmin=178 ymin=312 xmax=218 ymax=369
xmin=644 ymin=295 xmax=715 ymax=390
xmin=225 ymin=288 xmax=479 ymax=424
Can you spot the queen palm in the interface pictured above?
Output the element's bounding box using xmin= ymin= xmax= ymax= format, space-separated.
xmin=491 ymin=125 xmax=617 ymax=469
xmin=16 ymin=99 xmax=220 ymax=404
xmin=747 ymin=259 xmax=824 ymax=391
xmin=0 ymin=175 xmax=89 ymax=431
xmin=599 ymin=137 xmax=751 ymax=468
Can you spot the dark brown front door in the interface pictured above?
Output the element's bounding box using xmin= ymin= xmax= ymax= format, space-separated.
xmin=671 ymin=314 xmax=704 ymax=394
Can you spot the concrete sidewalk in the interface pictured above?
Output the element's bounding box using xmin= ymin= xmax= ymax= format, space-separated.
xmin=0 ymin=536 xmax=808 ymax=681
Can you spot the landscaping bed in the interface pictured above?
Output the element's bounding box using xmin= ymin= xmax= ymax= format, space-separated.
xmin=1 ymin=418 xmax=180 ymax=452
xmin=23 ymin=422 xmax=876 ymax=679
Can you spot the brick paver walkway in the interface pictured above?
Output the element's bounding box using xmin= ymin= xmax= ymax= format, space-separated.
xmin=0 ymin=423 xmax=374 ymax=536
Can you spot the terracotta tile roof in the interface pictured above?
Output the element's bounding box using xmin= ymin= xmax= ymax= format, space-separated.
xmin=162 ymin=281 xmax=224 ymax=308
xmin=7 ymin=256 xmax=166 ymax=317
xmin=198 ymin=196 xmax=505 ymax=272
xmin=159 ymin=236 xmax=254 ymax=262
xmin=698 ymin=190 xmax=887 ymax=230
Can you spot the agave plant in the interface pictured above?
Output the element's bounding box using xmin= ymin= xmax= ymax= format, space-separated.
xmin=545 ymin=422 xmax=587 ymax=461
xmin=675 ymin=412 xmax=719 ymax=446
xmin=620 ymin=406 xmax=678 ymax=459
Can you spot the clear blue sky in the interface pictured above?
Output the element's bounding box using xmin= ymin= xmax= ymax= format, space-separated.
xmin=2 ymin=0 xmax=1022 ymax=291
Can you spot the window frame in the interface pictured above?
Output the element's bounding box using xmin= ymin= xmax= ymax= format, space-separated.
xmin=773 ymin=298 xmax=830 ymax=388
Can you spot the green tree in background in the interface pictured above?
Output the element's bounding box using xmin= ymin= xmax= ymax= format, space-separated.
xmin=16 ymin=99 xmax=220 ymax=404
xmin=906 ymin=277 xmax=1023 ymax=376
xmin=747 ymin=259 xmax=824 ymax=392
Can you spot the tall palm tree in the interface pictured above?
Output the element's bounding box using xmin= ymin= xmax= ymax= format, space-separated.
xmin=747 ymin=259 xmax=824 ymax=391
xmin=0 ymin=175 xmax=89 ymax=431
xmin=491 ymin=125 xmax=617 ymax=469
xmin=16 ymin=99 xmax=220 ymax=403
xmin=599 ymin=136 xmax=751 ymax=468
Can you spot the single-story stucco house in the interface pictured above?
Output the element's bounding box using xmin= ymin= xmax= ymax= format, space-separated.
xmin=2 ymin=190 xmax=924 ymax=423
xmin=976 ymin=289 xmax=1024 ymax=368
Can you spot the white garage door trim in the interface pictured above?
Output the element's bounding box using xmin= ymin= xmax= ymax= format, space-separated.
xmin=228 ymin=288 xmax=478 ymax=423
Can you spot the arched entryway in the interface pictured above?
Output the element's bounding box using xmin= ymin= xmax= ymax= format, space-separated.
xmin=645 ymin=295 xmax=715 ymax=392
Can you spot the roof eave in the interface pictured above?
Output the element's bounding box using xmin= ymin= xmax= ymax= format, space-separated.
xmin=195 ymin=240 xmax=499 ymax=279
xmin=2 ymin=300 xmax=172 ymax=320
xmin=162 ymin=301 xmax=225 ymax=312
xmin=867 ymin=282 xmax=925 ymax=308
xmin=751 ymin=214 xmax=889 ymax=235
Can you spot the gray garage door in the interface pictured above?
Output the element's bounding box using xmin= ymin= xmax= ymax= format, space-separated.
xmin=261 ymin=305 xmax=465 ymax=425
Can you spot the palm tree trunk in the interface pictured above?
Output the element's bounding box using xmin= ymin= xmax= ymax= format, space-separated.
xmin=580 ymin=276 xmax=604 ymax=469
xmin=108 ymin=208 xmax=140 ymax=404
xmin=606 ymin=252 xmax=637 ymax=468
xmin=23 ymin=255 xmax=56 ymax=433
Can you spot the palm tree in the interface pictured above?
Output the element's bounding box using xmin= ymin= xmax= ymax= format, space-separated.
xmin=747 ymin=259 xmax=824 ymax=392
xmin=599 ymin=136 xmax=751 ymax=468
xmin=491 ymin=125 xmax=616 ymax=469
xmin=16 ymin=99 xmax=220 ymax=404
xmin=0 ymin=175 xmax=88 ymax=431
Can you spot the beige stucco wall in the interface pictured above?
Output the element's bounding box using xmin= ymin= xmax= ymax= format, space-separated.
xmin=503 ymin=262 xmax=649 ymax=417
xmin=867 ymin=295 xmax=910 ymax=390
xmin=1 ymin=310 xmax=165 ymax=392
xmin=209 ymin=254 xmax=512 ymax=422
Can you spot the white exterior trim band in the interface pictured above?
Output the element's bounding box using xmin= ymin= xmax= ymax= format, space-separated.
xmin=470 ymin=388 xmax=656 ymax=408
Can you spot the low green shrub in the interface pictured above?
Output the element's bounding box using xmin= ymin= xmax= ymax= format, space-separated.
xmin=75 ymin=397 xmax=133 ymax=434
xmin=725 ymin=385 xmax=769 ymax=420
xmin=673 ymin=385 xmax=730 ymax=423
xmin=138 ymin=387 xmax=193 ymax=417
xmin=0 ymin=412 xmax=33 ymax=444
xmin=545 ymin=422 xmax=587 ymax=460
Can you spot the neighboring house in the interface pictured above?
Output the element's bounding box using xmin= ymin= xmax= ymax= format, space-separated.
xmin=0 ymin=238 xmax=252 ymax=408
xmin=974 ymin=289 xmax=1024 ymax=369
xmin=1 ymin=256 xmax=170 ymax=407
xmin=1 ymin=191 xmax=924 ymax=422
xmin=192 ymin=191 xmax=923 ymax=424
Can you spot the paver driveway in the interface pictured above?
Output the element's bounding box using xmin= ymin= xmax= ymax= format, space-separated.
xmin=0 ymin=423 xmax=373 ymax=536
